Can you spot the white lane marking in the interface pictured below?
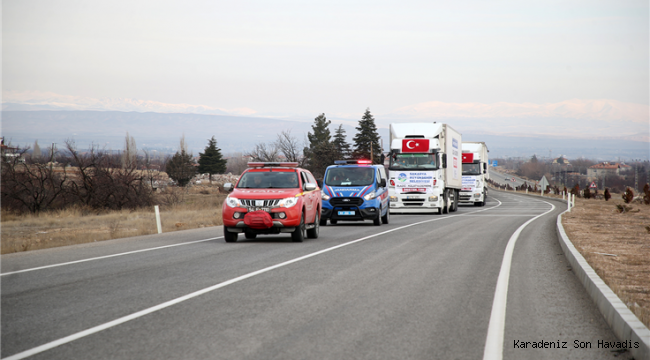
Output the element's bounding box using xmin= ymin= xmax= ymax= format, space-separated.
xmin=482 ymin=199 xmax=555 ymax=360
xmin=3 ymin=201 xmax=505 ymax=360
xmin=1 ymin=237 xmax=222 ymax=276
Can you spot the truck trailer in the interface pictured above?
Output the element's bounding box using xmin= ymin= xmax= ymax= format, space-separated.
xmin=460 ymin=142 xmax=489 ymax=206
xmin=387 ymin=123 xmax=462 ymax=214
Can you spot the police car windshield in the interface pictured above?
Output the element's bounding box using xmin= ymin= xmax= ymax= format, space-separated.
xmin=237 ymin=172 xmax=299 ymax=189
xmin=325 ymin=167 xmax=374 ymax=186
xmin=462 ymin=163 xmax=481 ymax=175
xmin=389 ymin=153 xmax=437 ymax=170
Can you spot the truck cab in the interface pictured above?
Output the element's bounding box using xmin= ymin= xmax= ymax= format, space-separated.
xmin=460 ymin=142 xmax=489 ymax=206
xmin=320 ymin=160 xmax=390 ymax=226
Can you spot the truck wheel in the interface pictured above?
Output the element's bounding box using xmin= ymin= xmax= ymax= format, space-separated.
xmin=224 ymin=228 xmax=238 ymax=243
xmin=307 ymin=214 xmax=320 ymax=239
xmin=442 ymin=192 xmax=449 ymax=214
xmin=451 ymin=190 xmax=458 ymax=212
xmin=291 ymin=213 xmax=305 ymax=242
xmin=244 ymin=230 xmax=257 ymax=239
xmin=381 ymin=206 xmax=390 ymax=224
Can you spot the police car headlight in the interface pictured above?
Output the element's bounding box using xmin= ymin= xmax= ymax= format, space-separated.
xmin=226 ymin=196 xmax=240 ymax=208
xmin=363 ymin=192 xmax=376 ymax=201
xmin=279 ymin=197 xmax=298 ymax=208
xmin=322 ymin=193 xmax=330 ymax=200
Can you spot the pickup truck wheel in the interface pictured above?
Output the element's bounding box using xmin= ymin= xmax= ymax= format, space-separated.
xmin=307 ymin=213 xmax=319 ymax=239
xmin=244 ymin=230 xmax=257 ymax=239
xmin=381 ymin=206 xmax=390 ymax=224
xmin=224 ymin=228 xmax=238 ymax=243
xmin=291 ymin=213 xmax=305 ymax=242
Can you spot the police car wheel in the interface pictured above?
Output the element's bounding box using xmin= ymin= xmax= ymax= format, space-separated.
xmin=381 ymin=206 xmax=389 ymax=224
xmin=373 ymin=209 xmax=381 ymax=226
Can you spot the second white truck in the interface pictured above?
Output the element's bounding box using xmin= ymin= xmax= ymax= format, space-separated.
xmin=460 ymin=142 xmax=489 ymax=206
xmin=388 ymin=123 xmax=462 ymax=214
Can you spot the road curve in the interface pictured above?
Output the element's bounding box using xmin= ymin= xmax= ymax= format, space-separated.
xmin=1 ymin=191 xmax=627 ymax=360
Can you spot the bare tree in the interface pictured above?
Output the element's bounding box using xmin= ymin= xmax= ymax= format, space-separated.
xmin=275 ymin=130 xmax=306 ymax=165
xmin=248 ymin=142 xmax=280 ymax=162
xmin=225 ymin=152 xmax=250 ymax=175
xmin=122 ymin=132 xmax=137 ymax=169
xmin=1 ymin=146 xmax=68 ymax=213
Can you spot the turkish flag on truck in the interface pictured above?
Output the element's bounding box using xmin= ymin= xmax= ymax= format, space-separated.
xmin=401 ymin=139 xmax=429 ymax=153
xmin=462 ymin=153 xmax=474 ymax=163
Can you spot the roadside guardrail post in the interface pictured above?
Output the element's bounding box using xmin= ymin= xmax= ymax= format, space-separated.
xmin=155 ymin=205 xmax=162 ymax=234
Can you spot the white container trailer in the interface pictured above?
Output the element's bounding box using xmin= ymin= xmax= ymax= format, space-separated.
xmin=460 ymin=142 xmax=489 ymax=206
xmin=388 ymin=123 xmax=462 ymax=214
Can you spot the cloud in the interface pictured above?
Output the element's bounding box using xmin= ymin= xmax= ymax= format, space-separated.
xmin=1 ymin=90 xmax=257 ymax=116
xmin=390 ymin=99 xmax=649 ymax=124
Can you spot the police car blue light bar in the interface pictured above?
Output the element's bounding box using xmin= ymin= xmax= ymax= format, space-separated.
xmin=334 ymin=159 xmax=372 ymax=165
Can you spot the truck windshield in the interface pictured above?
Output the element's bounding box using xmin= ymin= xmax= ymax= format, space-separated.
xmin=325 ymin=167 xmax=375 ymax=186
xmin=237 ymin=171 xmax=299 ymax=189
xmin=389 ymin=153 xmax=437 ymax=170
xmin=462 ymin=163 xmax=482 ymax=175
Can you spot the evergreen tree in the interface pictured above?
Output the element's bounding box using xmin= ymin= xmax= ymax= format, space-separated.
xmin=332 ymin=124 xmax=351 ymax=159
xmin=305 ymin=114 xmax=336 ymax=178
xmin=166 ymin=149 xmax=196 ymax=187
xmin=352 ymin=108 xmax=382 ymax=164
xmin=198 ymin=136 xmax=227 ymax=183
xmin=307 ymin=113 xmax=331 ymax=145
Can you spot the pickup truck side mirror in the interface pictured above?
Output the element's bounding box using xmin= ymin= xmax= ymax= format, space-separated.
xmin=379 ymin=179 xmax=386 ymax=187
xmin=223 ymin=183 xmax=234 ymax=192
xmin=304 ymin=183 xmax=317 ymax=191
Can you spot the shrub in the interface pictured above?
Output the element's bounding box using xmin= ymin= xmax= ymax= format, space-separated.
xmin=643 ymin=183 xmax=650 ymax=205
xmin=571 ymin=184 xmax=580 ymax=197
xmin=583 ymin=188 xmax=591 ymax=199
xmin=604 ymin=188 xmax=611 ymax=201
xmin=622 ymin=187 xmax=634 ymax=204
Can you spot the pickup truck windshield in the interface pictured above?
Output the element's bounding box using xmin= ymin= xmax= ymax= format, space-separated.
xmin=389 ymin=153 xmax=437 ymax=170
xmin=462 ymin=163 xmax=482 ymax=175
xmin=325 ymin=167 xmax=374 ymax=186
xmin=237 ymin=171 xmax=299 ymax=188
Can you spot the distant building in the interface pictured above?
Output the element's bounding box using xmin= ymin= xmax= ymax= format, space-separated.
xmin=552 ymin=156 xmax=570 ymax=166
xmin=587 ymin=162 xmax=631 ymax=178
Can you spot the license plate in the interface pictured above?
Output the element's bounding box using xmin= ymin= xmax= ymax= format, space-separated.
xmin=338 ymin=211 xmax=355 ymax=216
xmin=406 ymin=196 xmax=421 ymax=199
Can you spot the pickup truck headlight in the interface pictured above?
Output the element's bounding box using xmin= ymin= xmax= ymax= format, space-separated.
xmin=278 ymin=197 xmax=298 ymax=208
xmin=322 ymin=193 xmax=330 ymax=200
xmin=226 ymin=196 xmax=240 ymax=208
xmin=363 ymin=192 xmax=376 ymax=201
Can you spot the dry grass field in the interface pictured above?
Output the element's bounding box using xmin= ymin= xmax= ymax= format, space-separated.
xmin=1 ymin=185 xmax=226 ymax=254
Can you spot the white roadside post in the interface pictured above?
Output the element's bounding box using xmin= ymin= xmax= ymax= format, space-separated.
xmin=155 ymin=205 xmax=162 ymax=234
xmin=567 ymin=194 xmax=571 ymax=212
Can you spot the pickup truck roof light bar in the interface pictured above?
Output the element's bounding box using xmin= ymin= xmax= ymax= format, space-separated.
xmin=247 ymin=162 xmax=299 ymax=168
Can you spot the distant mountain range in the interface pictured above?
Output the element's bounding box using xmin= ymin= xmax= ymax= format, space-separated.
xmin=2 ymin=110 xmax=648 ymax=161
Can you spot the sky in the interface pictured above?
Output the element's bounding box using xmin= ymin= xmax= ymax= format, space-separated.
xmin=2 ymin=0 xmax=649 ymax=143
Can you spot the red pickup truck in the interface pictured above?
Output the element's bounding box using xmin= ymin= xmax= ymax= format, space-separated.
xmin=222 ymin=162 xmax=321 ymax=242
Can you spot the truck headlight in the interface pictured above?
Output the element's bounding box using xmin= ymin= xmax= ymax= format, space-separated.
xmin=389 ymin=196 xmax=398 ymax=202
xmin=428 ymin=195 xmax=438 ymax=202
xmin=363 ymin=192 xmax=376 ymax=201
xmin=278 ymin=197 xmax=298 ymax=208
xmin=226 ymin=196 xmax=240 ymax=208
xmin=322 ymin=193 xmax=330 ymax=200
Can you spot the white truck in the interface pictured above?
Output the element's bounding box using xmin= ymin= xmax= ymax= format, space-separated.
xmin=460 ymin=142 xmax=489 ymax=206
xmin=387 ymin=123 xmax=462 ymax=214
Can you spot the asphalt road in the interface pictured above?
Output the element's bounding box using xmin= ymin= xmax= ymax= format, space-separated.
xmin=1 ymin=191 xmax=628 ymax=360
xmin=489 ymin=168 xmax=537 ymax=189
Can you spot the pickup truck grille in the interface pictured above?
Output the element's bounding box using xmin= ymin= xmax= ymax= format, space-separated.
xmin=240 ymin=199 xmax=281 ymax=208
xmin=330 ymin=197 xmax=364 ymax=206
